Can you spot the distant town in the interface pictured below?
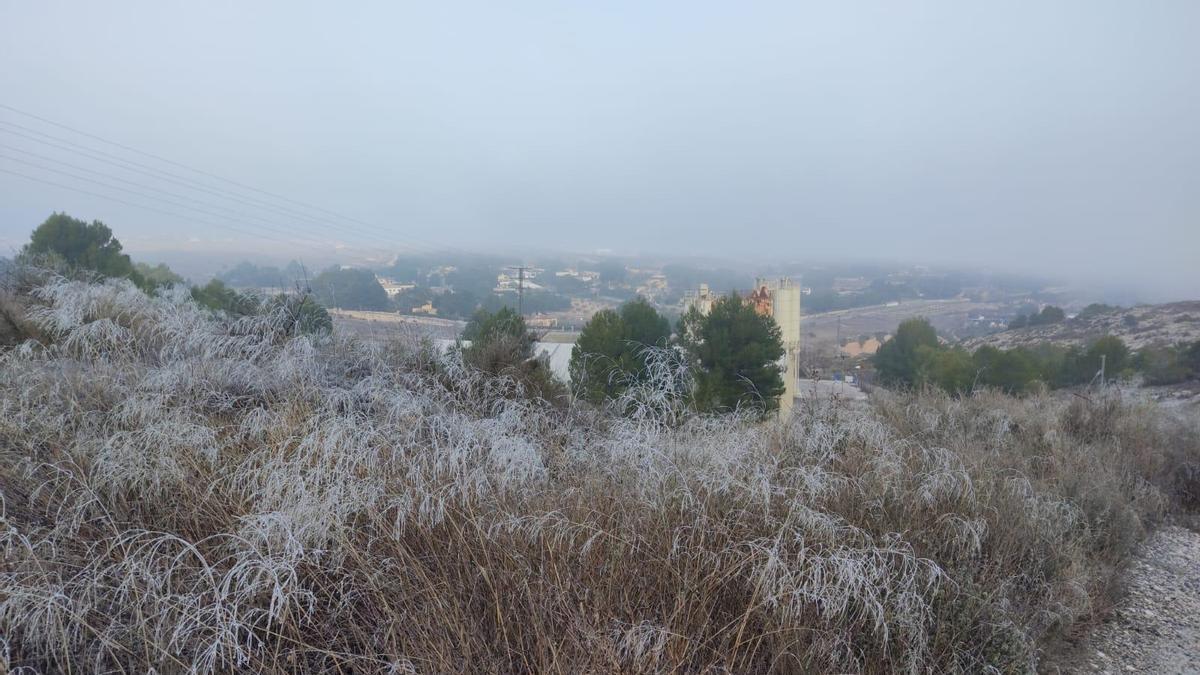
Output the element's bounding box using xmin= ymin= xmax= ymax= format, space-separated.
xmin=196 ymin=252 xmax=1141 ymax=387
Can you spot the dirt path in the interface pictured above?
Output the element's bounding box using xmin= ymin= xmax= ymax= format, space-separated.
xmin=1070 ymin=525 xmax=1200 ymax=674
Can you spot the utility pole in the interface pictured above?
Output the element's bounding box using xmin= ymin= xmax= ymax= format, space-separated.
xmin=508 ymin=265 xmax=529 ymax=316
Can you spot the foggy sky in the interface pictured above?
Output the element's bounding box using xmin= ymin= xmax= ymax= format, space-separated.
xmin=2 ymin=1 xmax=1198 ymax=298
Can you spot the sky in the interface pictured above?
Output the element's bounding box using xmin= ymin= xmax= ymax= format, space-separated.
xmin=1 ymin=1 xmax=1198 ymax=298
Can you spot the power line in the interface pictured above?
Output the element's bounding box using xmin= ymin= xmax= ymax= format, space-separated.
xmin=0 ymin=153 xmax=333 ymax=248
xmin=0 ymin=105 xmax=465 ymax=255
xmin=0 ymin=121 xmax=423 ymax=247
xmin=0 ymin=143 xmax=423 ymax=253
xmin=0 ymin=126 xmax=443 ymax=257
xmin=0 ymin=167 xmax=312 ymax=249
xmin=1 ymin=102 xmax=395 ymax=222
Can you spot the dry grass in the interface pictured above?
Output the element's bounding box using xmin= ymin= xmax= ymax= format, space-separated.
xmin=1 ymin=274 xmax=1197 ymax=673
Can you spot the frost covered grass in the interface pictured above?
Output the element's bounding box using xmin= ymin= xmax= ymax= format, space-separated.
xmin=1 ymin=273 xmax=1198 ymax=673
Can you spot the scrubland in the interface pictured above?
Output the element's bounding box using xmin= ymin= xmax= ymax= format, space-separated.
xmin=1 ymin=272 xmax=1198 ymax=673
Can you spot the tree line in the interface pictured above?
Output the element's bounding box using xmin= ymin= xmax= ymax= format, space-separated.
xmin=17 ymin=213 xmax=332 ymax=334
xmin=875 ymin=317 xmax=1200 ymax=394
xmin=15 ymin=213 xmax=793 ymax=415
xmin=460 ymin=295 xmax=787 ymax=415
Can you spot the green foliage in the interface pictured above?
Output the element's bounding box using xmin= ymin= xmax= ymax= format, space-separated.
xmin=682 ymin=295 xmax=784 ymax=414
xmin=569 ymin=309 xmax=626 ymax=402
xmin=265 ymin=294 xmax=333 ymax=335
xmin=1135 ymin=344 xmax=1192 ymax=386
xmin=873 ymin=318 xmax=939 ymax=387
xmin=1084 ymin=336 xmax=1131 ymax=382
xmin=569 ymin=297 xmax=671 ymax=404
xmin=460 ymin=307 xmax=562 ymax=400
xmin=23 ymin=212 xmax=147 ymax=287
xmin=312 ymin=267 xmax=389 ymax=311
xmin=191 ymin=279 xmax=259 ymax=317
xmin=396 ymin=286 xmax=434 ymax=312
xmin=1078 ymin=303 xmax=1120 ymax=319
xmin=134 ymin=262 xmax=184 ymax=288
xmin=1010 ymin=305 xmax=1065 ymax=330
xmin=1040 ymin=338 xmax=1132 ymax=388
xmin=877 ymin=313 xmax=1167 ymax=396
xmin=620 ymin=296 xmax=671 ymax=348
xmin=917 ymin=347 xmax=975 ymax=394
xmin=972 ymin=346 xmax=1044 ymax=394
xmin=1186 ymin=341 xmax=1200 ymax=376
xmin=1029 ymin=305 xmax=1065 ymax=326
xmin=462 ymin=307 xmax=536 ymax=373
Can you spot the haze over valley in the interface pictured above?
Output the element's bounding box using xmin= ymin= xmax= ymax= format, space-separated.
xmin=2 ymin=2 xmax=1199 ymax=673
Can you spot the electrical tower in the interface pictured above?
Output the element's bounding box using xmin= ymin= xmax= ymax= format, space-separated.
xmin=508 ymin=265 xmax=530 ymax=316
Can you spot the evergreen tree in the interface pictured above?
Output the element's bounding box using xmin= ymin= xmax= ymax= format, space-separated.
xmin=23 ymin=212 xmax=146 ymax=287
xmin=684 ymin=295 xmax=784 ymax=414
xmin=462 ymin=307 xmax=535 ymax=373
xmin=1185 ymin=341 xmax=1200 ymax=377
xmin=460 ymin=307 xmax=563 ymax=400
xmin=620 ymin=296 xmax=671 ymax=350
xmin=134 ymin=262 xmax=184 ymax=288
xmin=919 ymin=347 xmax=975 ymax=394
xmin=191 ymin=279 xmax=259 ymax=316
xmin=972 ymin=346 xmax=1042 ymax=394
xmin=268 ymin=294 xmax=333 ymax=335
xmin=569 ymin=297 xmax=671 ymax=404
xmin=873 ymin=317 xmax=939 ymax=387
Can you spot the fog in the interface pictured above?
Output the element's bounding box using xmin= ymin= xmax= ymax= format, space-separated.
xmin=2 ymin=1 xmax=1197 ymax=299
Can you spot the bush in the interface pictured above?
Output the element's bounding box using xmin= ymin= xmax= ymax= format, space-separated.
xmin=1029 ymin=305 xmax=1066 ymax=326
xmin=191 ymin=279 xmax=260 ymax=316
xmin=873 ymin=317 xmax=938 ymax=387
xmin=569 ymin=297 xmax=671 ymax=406
xmin=461 ymin=307 xmax=563 ymax=401
xmin=1136 ymin=344 xmax=1192 ymax=385
xmin=1 ymin=275 xmax=1197 ymax=672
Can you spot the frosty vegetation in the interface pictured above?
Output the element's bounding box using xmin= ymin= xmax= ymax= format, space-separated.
xmin=1 ymin=269 xmax=1198 ymax=673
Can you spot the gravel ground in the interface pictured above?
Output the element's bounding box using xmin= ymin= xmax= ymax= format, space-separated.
xmin=1069 ymin=525 xmax=1200 ymax=674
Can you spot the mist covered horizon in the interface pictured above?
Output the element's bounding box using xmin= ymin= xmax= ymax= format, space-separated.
xmin=3 ymin=1 xmax=1197 ymax=302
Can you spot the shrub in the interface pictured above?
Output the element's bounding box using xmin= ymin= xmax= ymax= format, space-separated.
xmin=569 ymin=297 xmax=671 ymax=405
xmin=1029 ymin=305 xmax=1065 ymax=326
xmin=0 ymin=275 xmax=1196 ymax=672
xmin=461 ymin=307 xmax=563 ymax=401
xmin=1135 ymin=344 xmax=1192 ymax=385
xmin=191 ymin=278 xmax=260 ymax=316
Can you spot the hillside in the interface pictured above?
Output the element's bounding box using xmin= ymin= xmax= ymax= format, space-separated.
xmin=1 ymin=273 xmax=1198 ymax=672
xmin=962 ymin=301 xmax=1200 ymax=351
xmin=803 ymin=298 xmax=1007 ymax=348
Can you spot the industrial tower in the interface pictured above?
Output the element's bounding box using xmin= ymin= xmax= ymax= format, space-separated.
xmin=750 ymin=278 xmax=802 ymax=415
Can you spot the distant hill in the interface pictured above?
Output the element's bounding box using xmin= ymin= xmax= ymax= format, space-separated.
xmin=962 ymin=301 xmax=1200 ymax=350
